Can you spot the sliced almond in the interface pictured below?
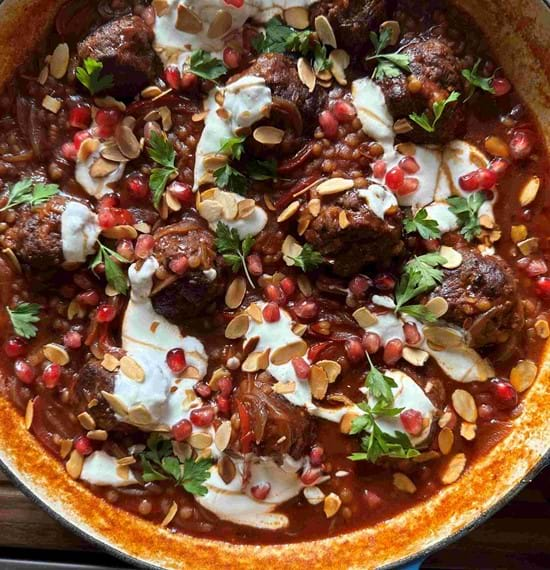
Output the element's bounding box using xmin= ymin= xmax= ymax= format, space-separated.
xmin=323 ymin=493 xmax=342 ymax=518
xmin=87 ymin=429 xmax=108 ymax=441
xmin=519 ymin=175 xmax=540 ymax=207
xmin=297 ymin=274 xmax=313 ymax=296
xmin=452 ymin=389 xmax=478 ymax=423
xmin=102 ymin=224 xmax=138 ymax=239
xmin=273 ymin=381 xmax=297 ymax=394
xmin=175 ymin=4 xmax=202 ymax=34
xmin=316 ymin=360 xmax=341 ymax=384
xmin=440 ymin=453 xmax=467 ymax=485
xmin=159 ymin=106 xmax=172 ymax=131
xmin=66 ymin=450 xmax=84 ymax=479
xmin=237 ymin=199 xmax=256 ymax=219
xmin=242 ymin=349 xmax=270 ymax=372
xmin=77 ymin=412 xmax=96 ymax=431
xmin=340 ymin=412 xmax=359 ymax=434
xmin=304 ymin=485 xmax=325 ymax=505
xmin=412 ymin=450 xmax=440 ymax=463
xmin=207 ymin=10 xmax=233 ymax=39
xmin=189 ymin=431 xmax=213 ymax=450
xmin=460 ymin=422 xmax=477 ymax=441
xmin=225 ymin=313 xmax=250 ymax=339
xmin=353 ymin=307 xmax=378 ymax=328
xmin=329 ymin=49 xmax=349 ymax=86
xmin=226 ymin=276 xmax=247 ymax=309
xmin=95 ymin=96 xmax=126 ymax=112
xmin=393 ymin=118 xmax=414 ymax=134
xmin=439 ymin=246 xmax=462 ymax=269
xmin=393 ymin=472 xmax=416 ymax=494
xmin=438 ymin=427 xmax=454 ymax=455
xmin=271 ymin=339 xmax=308 ymax=365
xmin=100 ymin=141 xmax=129 ymax=163
xmin=215 ymin=189 xmax=238 ymax=220
xmin=49 ymin=43 xmax=70 ymax=79
xmin=165 ymin=190 xmax=182 ymax=212
xmin=120 ymin=355 xmax=145 ymax=382
xmin=380 ymin=20 xmax=401 ymax=45
xmin=517 ymin=237 xmax=539 ymax=256
xmin=510 ymin=359 xmax=538 ymax=393
xmin=101 ymin=391 xmax=129 ymax=416
xmin=141 ymin=85 xmax=163 ymax=99
xmin=297 ymin=57 xmax=316 ymax=92
xmin=24 ymin=398 xmax=34 ymax=430
xmin=402 ymin=346 xmax=429 ymax=367
xmin=198 ymin=199 xmax=223 ymax=222
xmin=90 ymin=157 xmax=119 ymax=178
xmin=315 ymin=15 xmax=337 ymax=48
xmin=424 ymin=326 xmax=463 ymax=349
xmin=246 ymin=303 xmax=263 ymax=323
xmin=38 ymin=65 xmax=49 ymax=85
xmin=42 ymin=95 xmax=61 ymax=114
xmin=59 ymin=439 xmax=73 ymax=459
xmin=535 ymin=319 xmax=550 ymax=339
xmin=277 ymin=200 xmax=300 ymax=223
xmin=317 ymin=177 xmax=354 ymax=196
xmin=284 ymin=7 xmax=309 ymax=29
xmin=310 ymin=364 xmax=329 ymax=399
xmin=214 ymin=421 xmax=232 ymax=452
xmin=253 ymin=126 xmax=285 ymax=146
xmin=115 ymin=125 xmax=141 ymax=160
xmin=128 ymin=404 xmax=154 ymax=426
xmin=43 ymin=343 xmax=70 ymax=365
xmin=308 ymin=198 xmax=321 ymax=217
xmin=78 ymin=137 xmax=100 ymax=162
xmin=161 ymin=501 xmax=178 ymax=527
xmin=426 ymin=296 xmax=449 ymax=318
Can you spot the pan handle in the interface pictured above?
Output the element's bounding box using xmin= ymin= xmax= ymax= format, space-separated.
xmin=398 ymin=558 xmax=425 ymax=570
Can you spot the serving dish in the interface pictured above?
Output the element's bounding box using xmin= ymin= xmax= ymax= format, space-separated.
xmin=0 ymin=0 xmax=548 ymax=569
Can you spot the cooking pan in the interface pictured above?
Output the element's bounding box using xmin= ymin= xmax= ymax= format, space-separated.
xmin=0 ymin=0 xmax=548 ymax=568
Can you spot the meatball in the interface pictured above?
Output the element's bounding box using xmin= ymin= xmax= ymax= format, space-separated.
xmin=1 ymin=196 xmax=65 ymax=270
xmin=304 ymin=188 xmax=404 ymax=276
xmin=310 ymin=0 xmax=387 ymax=55
xmin=77 ymin=16 xmax=155 ymax=99
xmin=376 ymin=33 xmax=465 ymax=144
xmin=77 ymin=360 xmax=118 ymax=430
xmin=430 ymin=246 xmax=524 ymax=348
xmin=234 ymin=372 xmax=316 ymax=459
xmin=151 ymin=218 xmax=224 ymax=324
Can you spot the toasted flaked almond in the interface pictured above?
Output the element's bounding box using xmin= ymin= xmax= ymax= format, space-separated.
xmin=115 ymin=125 xmax=141 ymax=159
xmin=115 ymin=465 xmax=130 ymax=481
xmin=439 ymin=246 xmax=462 ymax=269
xmin=87 ymin=429 xmax=108 ymax=441
xmin=438 ymin=412 xmax=453 ymax=429
xmin=218 ymin=454 xmax=236 ymax=484
xmin=297 ymin=274 xmax=313 ymax=297
xmin=316 ymin=360 xmax=341 ymax=384
xmin=100 ymin=141 xmax=128 ymax=162
xmin=264 ymin=193 xmax=276 ymax=211
xmin=440 ymin=453 xmax=467 ymax=485
xmin=200 ymin=187 xmax=217 ymax=201
xmin=315 ymin=15 xmax=337 ymax=47
xmin=396 ymin=142 xmax=416 ymax=156
xmin=253 ymin=126 xmax=285 ymax=146
xmin=317 ymin=177 xmax=354 ymax=195
xmin=172 ymin=441 xmax=192 ymax=461
xmin=246 ymin=303 xmax=263 ymax=323
xmin=519 ymin=175 xmax=540 ymax=207
xmin=67 ymin=299 xmax=83 ymax=320
xmin=284 ymin=6 xmax=309 ymax=29
xmin=208 ymin=367 xmax=229 ymax=390
xmin=128 ymin=404 xmax=154 ymax=426
xmin=24 ymin=398 xmax=34 ymax=430
xmin=159 ymin=106 xmax=172 ymax=131
xmin=393 ymin=472 xmax=416 ymax=494
xmin=90 ymin=157 xmax=119 ymax=178
xmin=101 ymin=391 xmax=128 ymax=416
xmin=393 ymin=118 xmax=414 ymax=134
xmin=189 ymin=431 xmax=213 ymax=450
xmin=424 ymin=326 xmax=463 ymax=349
xmin=152 ymin=0 xmax=169 ymax=16
xmin=310 ymin=364 xmax=329 ymax=399
xmin=38 ymin=65 xmax=49 ymax=85
xmin=438 ymin=427 xmax=454 ymax=455
xmin=243 ymin=335 xmax=259 ymax=354
xmin=214 ymin=421 xmax=232 ymax=452
xmin=101 ymin=353 xmax=120 ymax=372
xmin=42 ymin=95 xmax=61 ymax=114
xmin=242 ymin=349 xmax=270 ymax=372
xmin=78 ymin=411 xmax=96 ymax=431
xmin=517 ymin=237 xmax=539 ymax=256
xmin=236 ymin=199 xmax=255 ymax=220
xmin=226 ymin=276 xmax=246 ymax=309
xmin=304 ymin=485 xmax=325 ymax=505
xmin=175 ymin=4 xmax=202 ymax=33
xmin=165 ymin=190 xmax=182 ymax=212
xmin=143 ymin=109 xmax=161 ymax=122
xmin=102 ymin=224 xmax=138 ymax=239
xmin=215 ymin=189 xmax=239 ymax=220
xmin=161 ymin=501 xmax=178 ymax=527
xmin=281 ymin=234 xmax=302 ymax=259
xmin=511 ymin=224 xmax=528 ymax=243
xmin=338 ymin=210 xmax=350 ymax=229
xmin=291 ymin=323 xmax=306 ymax=337
xmin=134 ymin=221 xmax=151 ymax=234
xmin=316 ymin=69 xmax=332 ymax=81
xmin=353 ymin=307 xmax=378 ymax=328
xmin=510 ymin=359 xmax=538 ymax=392
xmin=339 ymin=411 xmax=359 ymax=434
xmin=460 ymin=422 xmax=477 ymax=441
xmin=273 ymin=381 xmax=297 ymax=394
xmin=478 ymin=214 xmax=495 ymax=230
xmin=78 ymin=137 xmax=100 ymax=162
xmin=297 ymin=213 xmax=311 ymax=236
xmin=95 ymin=96 xmax=126 ymax=111
xmin=59 ymin=438 xmax=73 ymax=459
xmin=66 ymin=449 xmax=84 ymax=479
xmin=402 ymin=346 xmax=429 ymax=367
xmin=225 ymin=313 xmax=249 ymax=339
xmin=297 ymin=57 xmax=316 ymax=92
xmin=308 ymin=198 xmax=321 ymax=217
xmin=413 ymin=450 xmax=440 ymax=463
xmin=452 ymin=389 xmax=478 ymax=423
xmin=277 ymin=200 xmax=300 ymax=223
xmin=198 ymin=199 xmax=223 ymax=222
xmin=207 ymin=9 xmax=233 ymax=39
xmin=271 ymin=339 xmax=307 ymax=365
xmin=141 ymin=85 xmax=163 ymax=99
xmin=49 ymin=43 xmax=70 ymax=79
xmin=120 ymin=356 xmax=145 ymax=382
xmin=43 ymin=343 xmax=70 ymax=365
xmin=323 ymin=492 xmax=341 ymax=518
xmin=380 ymin=20 xmax=401 ymax=45
xmin=425 ymin=296 xmax=449 ymax=318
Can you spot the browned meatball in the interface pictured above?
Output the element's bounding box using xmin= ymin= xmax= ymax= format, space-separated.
xmin=304 ymin=189 xmax=404 ymax=277
xmin=77 ymin=360 xmax=118 ymax=431
xmin=310 ymin=0 xmax=387 ymax=55
xmin=151 ymin=218 xmax=225 ymax=324
xmin=430 ymin=245 xmax=524 ymax=348
xmin=377 ymin=33 xmax=465 ymax=143
xmin=234 ymin=372 xmax=316 ymax=459
xmin=77 ymin=16 xmax=155 ymax=99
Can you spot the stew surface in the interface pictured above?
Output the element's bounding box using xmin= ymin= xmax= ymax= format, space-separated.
xmin=0 ymin=0 xmax=548 ymax=544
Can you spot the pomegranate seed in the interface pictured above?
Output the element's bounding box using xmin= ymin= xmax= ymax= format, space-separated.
xmin=180 ymin=72 xmax=199 ymax=91
xmin=171 ymin=419 xmax=192 ymax=441
xmin=194 ymin=382 xmax=212 ymax=399
xmin=190 ymin=406 xmax=215 ymax=427
xmin=346 ymin=337 xmax=365 ymax=364
xmin=127 ymin=173 xmax=149 ymax=199
xmin=332 ymin=100 xmax=356 ymax=122
xmin=509 ymin=130 xmax=534 ymax=160
xmin=4 ymin=337 xmax=27 ymax=358
xmin=74 ymin=435 xmax=94 ymax=456
xmin=397 ymin=177 xmax=419 ymax=196
xmin=300 ymin=468 xmax=321 ymax=486
xmin=247 ymin=254 xmax=263 ymax=277
xmin=217 ymin=376 xmax=233 ymax=397
xmin=292 ymin=357 xmax=310 ymax=380
xmin=14 ymin=359 xmax=36 ymax=384
xmin=362 ymin=332 xmax=381 ymax=354
xmin=164 ymin=65 xmax=181 ymax=90
xmin=168 ymin=181 xmax=194 ymax=206
xmin=98 ymin=209 xmax=117 ymax=229
xmin=307 ymin=341 xmax=332 ymax=363
xmin=95 ymin=109 xmax=121 ymax=137
xmin=77 ymin=289 xmax=100 ymax=306
xmin=265 ymin=284 xmax=286 ymax=305
xmin=385 ymin=166 xmax=405 ymax=191
xmin=169 ymin=255 xmax=189 ymax=276
xmin=116 ymin=238 xmax=134 ymax=261
xmin=73 ymin=130 xmax=91 ymax=150
xmin=478 ymin=403 xmax=495 ymax=420
xmin=293 ymin=300 xmax=319 ymax=321
xmin=534 ymin=277 xmax=550 ymax=299
xmin=96 ymin=304 xmax=116 ymax=323
xmin=166 ymin=348 xmax=187 ymax=373
xmin=113 ymin=208 xmax=135 ymax=226
xmin=42 ymin=363 xmax=62 ymax=388
xmin=374 ymin=273 xmax=396 ymax=291
xmin=280 ymin=276 xmax=296 ymax=297
xmin=477 ymin=168 xmax=497 ymax=190
xmin=63 ymin=331 xmax=82 ymax=349
xmin=224 ymin=0 xmax=244 ymax=7
xmin=349 ymin=275 xmax=370 ymax=297
xmin=400 ymin=409 xmax=423 ymax=436
xmin=459 ymin=170 xmax=480 ymax=192
xmin=135 ymin=234 xmax=155 ymax=259
xmin=251 ymin=482 xmax=271 ymax=500
xmin=363 ymin=490 xmax=382 ymax=509
xmin=99 ymin=194 xmax=119 ymax=209
xmin=223 ymin=46 xmax=242 ymax=69
xmin=372 ymin=160 xmax=387 ymax=179
xmin=309 ymin=445 xmax=324 ymax=466
xmin=399 ymin=156 xmax=420 ymax=174
xmin=383 ymin=338 xmax=403 ymax=365
xmin=61 ymin=142 xmax=77 ymax=161
xmin=319 ymin=110 xmax=339 ymax=138
xmin=488 ymin=157 xmax=510 ymax=179
xmin=263 ymin=302 xmax=281 ymax=323
xmin=492 ymin=77 xmax=511 ymax=96
xmin=69 ymin=104 xmax=91 ymax=129
xmin=403 ymin=322 xmax=421 ymax=345
xmin=489 ymin=378 xmax=518 ymax=409
xmin=523 ymin=258 xmax=547 ymax=277
xmin=216 ymin=395 xmax=231 ymax=415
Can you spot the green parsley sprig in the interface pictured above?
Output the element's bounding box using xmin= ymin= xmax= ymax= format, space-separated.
xmin=219 ymin=136 xmax=246 ymax=161
xmin=290 ymin=243 xmax=324 ymax=272
xmin=404 ymin=208 xmax=441 ymax=240
xmin=90 ymin=241 xmax=130 ymax=295
xmin=409 ymin=91 xmax=461 ymax=133
xmin=448 ymin=192 xmax=487 ymax=242
xmin=214 ymin=164 xmax=248 ymax=196
xmin=147 ymin=132 xmax=178 ymax=208
xmin=139 ymin=433 xmax=212 ymax=496
xmin=247 ymin=159 xmax=278 ymax=181
xmin=215 ymin=222 xmax=255 ymax=287
xmin=7 ymin=302 xmax=41 ymax=339
xmin=188 ymin=49 xmax=227 ymax=82
xmin=462 ymin=59 xmax=496 ymax=101
xmin=76 ymin=58 xmax=114 ymax=96
xmin=366 ymin=29 xmax=411 ymax=80
xmin=0 ymin=179 xmax=59 ymax=212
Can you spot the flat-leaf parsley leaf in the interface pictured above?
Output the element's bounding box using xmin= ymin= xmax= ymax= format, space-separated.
xmin=409 ymin=91 xmax=461 ymax=133
xmin=76 ymin=58 xmax=114 ymax=96
xmin=7 ymin=302 xmax=41 ymax=339
xmin=0 ymin=179 xmax=59 ymax=212
xmin=448 ymin=192 xmax=487 ymax=241
xmin=147 ymin=132 xmax=178 ymax=208
xmin=290 ymin=243 xmax=324 ymax=272
xmin=188 ymin=49 xmax=227 ymax=81
xmin=90 ymin=241 xmax=130 ymax=295
xmin=215 ymin=222 xmax=255 ymax=287
xmin=404 ymin=208 xmax=441 ymax=240
xmin=462 ymin=59 xmax=496 ymax=101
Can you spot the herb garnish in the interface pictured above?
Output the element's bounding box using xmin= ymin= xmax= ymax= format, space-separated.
xmin=188 ymin=49 xmax=227 ymax=82
xmin=0 ymin=179 xmax=59 ymax=212
xmin=366 ymin=29 xmax=411 ymax=80
xmin=404 ymin=208 xmax=441 ymax=240
xmin=139 ymin=434 xmax=212 ymax=496
xmin=90 ymin=241 xmax=130 ymax=295
xmin=214 ymin=164 xmax=248 ymax=196
xmin=215 ymin=222 xmax=255 ymax=287
xmin=462 ymin=59 xmax=496 ymax=101
xmin=349 ymin=354 xmax=419 ymax=463
xmin=290 ymin=243 xmax=324 ymax=272
xmin=219 ymin=136 xmax=246 ymax=160
xmin=448 ymin=192 xmax=487 ymax=242
xmin=147 ymin=132 xmax=178 ymax=208
xmin=247 ymin=159 xmax=278 ymax=181
xmin=7 ymin=302 xmax=41 ymax=339
xmin=76 ymin=58 xmax=114 ymax=96
xmin=409 ymin=91 xmax=461 ymax=133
